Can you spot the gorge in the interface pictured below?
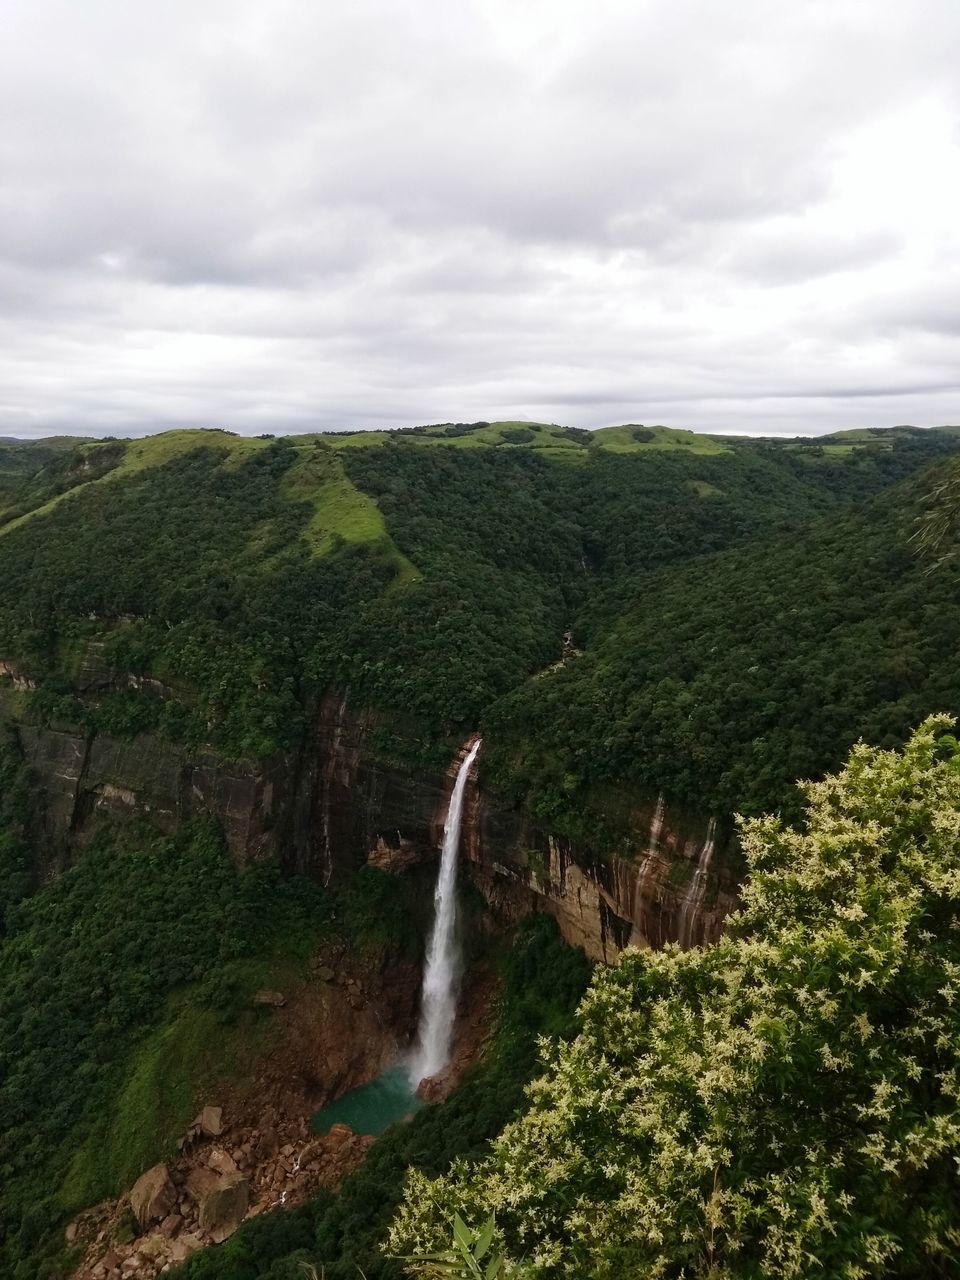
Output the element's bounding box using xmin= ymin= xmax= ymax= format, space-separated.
xmin=1 ymin=423 xmax=959 ymax=1280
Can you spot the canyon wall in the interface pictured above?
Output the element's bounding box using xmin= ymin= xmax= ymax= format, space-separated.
xmin=3 ymin=679 xmax=738 ymax=961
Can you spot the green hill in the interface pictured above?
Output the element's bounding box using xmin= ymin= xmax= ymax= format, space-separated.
xmin=2 ymin=421 xmax=960 ymax=1278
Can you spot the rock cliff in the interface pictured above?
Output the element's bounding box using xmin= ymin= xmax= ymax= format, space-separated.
xmin=4 ymin=677 xmax=738 ymax=961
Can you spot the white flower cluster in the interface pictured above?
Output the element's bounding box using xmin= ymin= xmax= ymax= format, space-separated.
xmin=390 ymin=717 xmax=960 ymax=1277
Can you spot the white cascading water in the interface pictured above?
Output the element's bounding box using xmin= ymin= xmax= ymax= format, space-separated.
xmin=677 ymin=817 xmax=717 ymax=949
xmin=409 ymin=738 xmax=481 ymax=1085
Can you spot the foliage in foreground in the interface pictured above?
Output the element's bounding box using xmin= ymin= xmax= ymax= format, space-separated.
xmin=392 ymin=719 xmax=960 ymax=1278
xmin=401 ymin=1215 xmax=513 ymax=1279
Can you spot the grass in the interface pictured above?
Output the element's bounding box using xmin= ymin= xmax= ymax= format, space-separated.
xmin=3 ymin=420 xmax=934 ymax=543
xmin=282 ymin=447 xmax=419 ymax=582
xmin=0 ymin=430 xmax=254 ymax=537
xmin=688 ymin=479 xmax=723 ymax=497
xmin=59 ymin=945 xmax=311 ymax=1211
xmin=779 ymin=441 xmax=865 ymax=462
xmin=320 ymin=420 xmax=740 ymax=461
xmin=591 ymin=424 xmax=733 ymax=455
xmin=0 ymin=430 xmax=419 ymax=582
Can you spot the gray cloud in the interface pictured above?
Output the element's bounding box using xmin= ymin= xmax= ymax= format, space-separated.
xmin=1 ymin=0 xmax=959 ymax=438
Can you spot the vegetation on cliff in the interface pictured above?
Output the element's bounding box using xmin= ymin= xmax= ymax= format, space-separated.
xmin=392 ymin=719 xmax=960 ymax=1278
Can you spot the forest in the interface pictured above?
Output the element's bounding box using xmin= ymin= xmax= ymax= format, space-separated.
xmin=1 ymin=422 xmax=959 ymax=1278
xmin=1 ymin=423 xmax=957 ymax=790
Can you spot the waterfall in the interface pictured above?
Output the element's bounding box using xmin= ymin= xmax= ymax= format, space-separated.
xmin=636 ymin=793 xmax=666 ymax=946
xmin=409 ymin=738 xmax=481 ymax=1085
xmin=677 ymin=817 xmax=716 ymax=950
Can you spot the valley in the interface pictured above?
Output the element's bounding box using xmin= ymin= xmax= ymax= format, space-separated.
xmin=1 ymin=421 xmax=959 ymax=1278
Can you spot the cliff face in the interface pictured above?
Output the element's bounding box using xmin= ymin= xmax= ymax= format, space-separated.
xmin=457 ymin=749 xmax=737 ymax=962
xmin=6 ymin=683 xmax=738 ymax=961
xmin=15 ymin=722 xmax=289 ymax=878
xmin=464 ymin=803 xmax=735 ymax=962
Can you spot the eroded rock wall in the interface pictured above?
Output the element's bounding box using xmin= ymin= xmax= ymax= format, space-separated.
xmin=463 ymin=790 xmax=737 ymax=962
xmin=4 ymin=679 xmax=738 ymax=961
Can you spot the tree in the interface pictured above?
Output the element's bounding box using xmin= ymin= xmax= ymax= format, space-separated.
xmin=391 ymin=718 xmax=960 ymax=1278
xmin=912 ymin=458 xmax=960 ymax=571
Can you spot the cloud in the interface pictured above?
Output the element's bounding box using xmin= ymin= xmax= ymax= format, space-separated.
xmin=1 ymin=0 xmax=959 ymax=437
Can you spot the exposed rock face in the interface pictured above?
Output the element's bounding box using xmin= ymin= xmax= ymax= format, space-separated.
xmin=197 ymin=1171 xmax=249 ymax=1242
xmin=463 ymin=796 xmax=737 ymax=962
xmin=5 ymin=676 xmax=738 ymax=961
xmin=129 ymin=1164 xmax=176 ymax=1229
xmin=14 ymin=722 xmax=288 ymax=873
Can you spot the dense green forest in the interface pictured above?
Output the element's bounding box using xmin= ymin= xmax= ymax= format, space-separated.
xmin=480 ymin=467 xmax=960 ymax=832
xmin=2 ymin=421 xmax=960 ymax=1278
xmin=1 ymin=422 xmax=957 ymax=792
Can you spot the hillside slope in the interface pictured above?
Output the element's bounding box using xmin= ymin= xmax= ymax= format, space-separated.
xmin=1 ymin=423 xmax=959 ymax=1278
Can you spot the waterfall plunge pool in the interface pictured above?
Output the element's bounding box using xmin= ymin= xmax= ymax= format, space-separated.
xmin=309 ymin=1065 xmax=423 ymax=1137
xmin=311 ymin=740 xmax=480 ymax=1141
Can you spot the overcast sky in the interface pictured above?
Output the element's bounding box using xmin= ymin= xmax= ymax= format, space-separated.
xmin=2 ymin=0 xmax=959 ymax=439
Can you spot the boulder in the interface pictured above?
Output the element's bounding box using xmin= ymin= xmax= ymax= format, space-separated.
xmin=159 ymin=1213 xmax=182 ymax=1239
xmin=129 ymin=1163 xmax=176 ymax=1229
xmin=198 ymin=1171 xmax=250 ymax=1243
xmin=207 ymin=1146 xmax=239 ymax=1176
xmin=197 ymin=1104 xmax=223 ymax=1137
xmin=252 ymin=989 xmax=286 ymax=1006
xmin=185 ymin=1166 xmax=220 ymax=1203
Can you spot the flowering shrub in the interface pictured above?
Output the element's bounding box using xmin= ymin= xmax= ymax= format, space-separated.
xmin=391 ymin=718 xmax=960 ymax=1277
